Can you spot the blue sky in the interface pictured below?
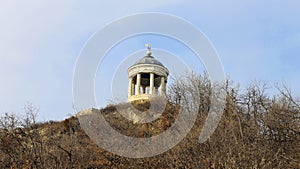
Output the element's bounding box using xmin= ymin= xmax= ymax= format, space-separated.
xmin=0 ymin=1 xmax=299 ymax=121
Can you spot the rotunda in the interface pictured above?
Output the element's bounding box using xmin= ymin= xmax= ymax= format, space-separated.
xmin=127 ymin=44 xmax=169 ymax=102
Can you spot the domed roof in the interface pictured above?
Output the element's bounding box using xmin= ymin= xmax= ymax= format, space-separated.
xmin=132 ymin=44 xmax=165 ymax=67
xmin=133 ymin=55 xmax=164 ymax=67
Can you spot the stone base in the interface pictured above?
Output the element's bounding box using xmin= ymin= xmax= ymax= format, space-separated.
xmin=127 ymin=94 xmax=167 ymax=103
xmin=127 ymin=94 xmax=153 ymax=103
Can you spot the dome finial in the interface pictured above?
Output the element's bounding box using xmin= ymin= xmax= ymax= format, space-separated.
xmin=145 ymin=43 xmax=152 ymax=56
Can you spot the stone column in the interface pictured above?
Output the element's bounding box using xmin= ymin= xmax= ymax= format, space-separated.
xmin=163 ymin=77 xmax=167 ymax=94
xmin=142 ymin=86 xmax=145 ymax=94
xmin=160 ymin=76 xmax=165 ymax=95
xmin=128 ymin=77 xmax=132 ymax=98
xmin=149 ymin=73 xmax=154 ymax=94
xmin=131 ymin=81 xmax=135 ymax=96
xmin=136 ymin=73 xmax=141 ymax=95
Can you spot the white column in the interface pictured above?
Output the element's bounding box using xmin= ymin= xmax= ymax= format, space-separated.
xmin=136 ymin=74 xmax=141 ymax=95
xmin=142 ymin=86 xmax=145 ymax=94
xmin=149 ymin=73 xmax=154 ymax=94
xmin=131 ymin=81 xmax=135 ymax=96
xmin=163 ymin=77 xmax=167 ymax=94
xmin=160 ymin=76 xmax=165 ymax=95
xmin=128 ymin=77 xmax=132 ymax=98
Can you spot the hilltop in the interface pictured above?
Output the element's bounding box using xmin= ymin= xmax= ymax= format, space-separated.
xmin=1 ymin=99 xmax=299 ymax=168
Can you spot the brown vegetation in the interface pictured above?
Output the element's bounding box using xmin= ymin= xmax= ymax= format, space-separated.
xmin=0 ymin=73 xmax=299 ymax=168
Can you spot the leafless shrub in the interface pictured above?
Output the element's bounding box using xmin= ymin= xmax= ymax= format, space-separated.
xmin=0 ymin=72 xmax=299 ymax=168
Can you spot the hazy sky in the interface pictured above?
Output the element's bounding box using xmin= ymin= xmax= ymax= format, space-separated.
xmin=1 ymin=1 xmax=299 ymax=121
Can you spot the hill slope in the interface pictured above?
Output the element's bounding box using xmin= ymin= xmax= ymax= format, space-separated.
xmin=0 ymin=101 xmax=299 ymax=168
